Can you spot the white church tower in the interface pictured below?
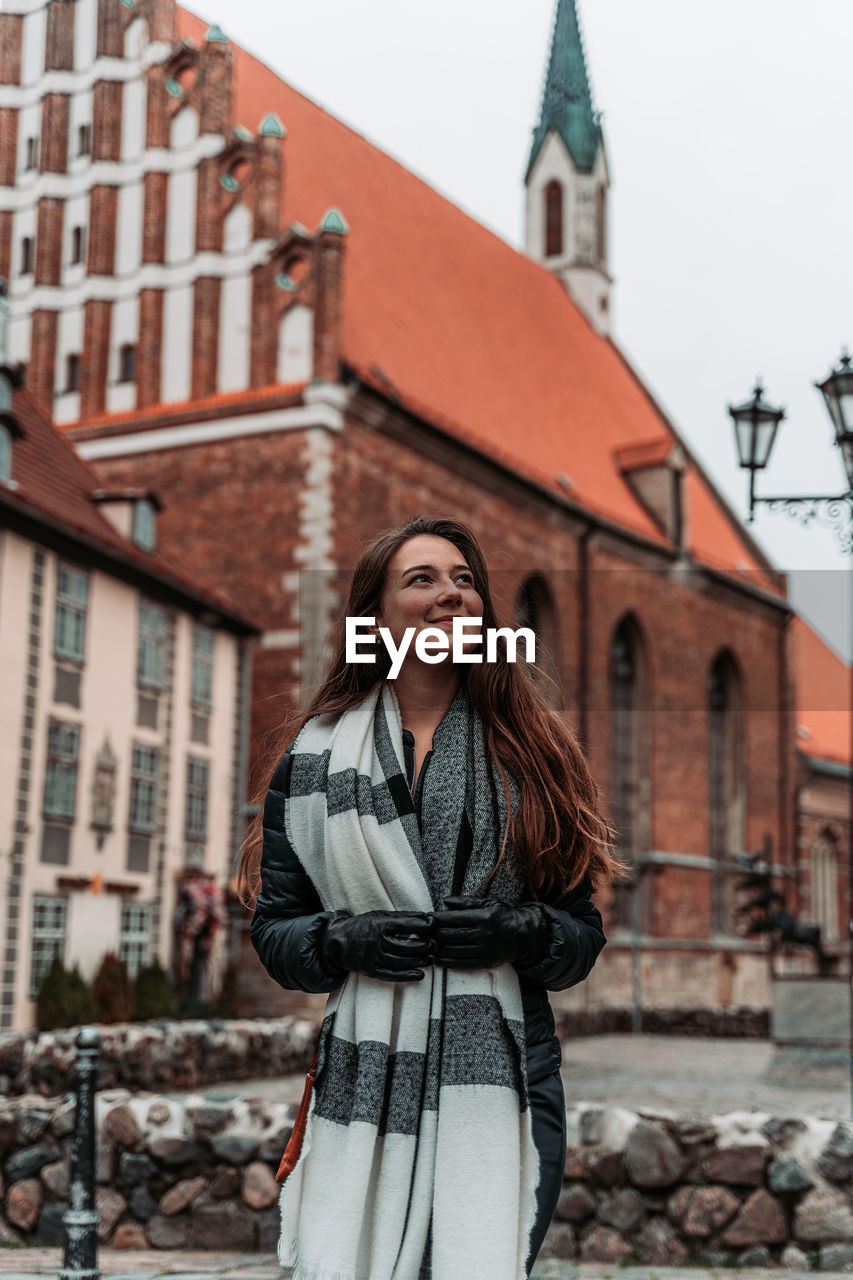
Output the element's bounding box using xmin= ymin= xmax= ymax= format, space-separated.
xmin=525 ymin=0 xmax=612 ymax=335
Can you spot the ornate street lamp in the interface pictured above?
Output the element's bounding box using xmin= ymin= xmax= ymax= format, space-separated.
xmin=729 ymin=351 xmax=853 ymax=553
xmin=728 ymin=347 xmax=853 ymax=1115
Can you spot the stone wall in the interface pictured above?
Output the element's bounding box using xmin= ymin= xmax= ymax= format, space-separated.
xmin=0 ymin=1092 xmax=850 ymax=1265
xmin=0 ymin=1018 xmax=316 ymax=1098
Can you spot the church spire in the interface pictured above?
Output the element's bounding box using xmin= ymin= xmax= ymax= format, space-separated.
xmin=527 ymin=0 xmax=601 ymax=177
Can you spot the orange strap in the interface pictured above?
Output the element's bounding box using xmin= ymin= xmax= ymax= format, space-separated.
xmin=276 ymin=1050 xmax=319 ymax=1184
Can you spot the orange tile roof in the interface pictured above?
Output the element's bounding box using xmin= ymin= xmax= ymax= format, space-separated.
xmin=792 ymin=616 xmax=850 ymax=767
xmin=173 ymin=9 xmax=775 ymax=583
xmin=5 ymin=387 xmax=258 ymax=630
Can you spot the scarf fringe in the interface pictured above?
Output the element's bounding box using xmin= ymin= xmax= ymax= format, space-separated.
xmin=279 ymin=1235 xmax=367 ymax=1280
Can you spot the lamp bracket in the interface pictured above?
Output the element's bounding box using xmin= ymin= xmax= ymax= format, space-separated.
xmin=749 ymin=493 xmax=853 ymax=554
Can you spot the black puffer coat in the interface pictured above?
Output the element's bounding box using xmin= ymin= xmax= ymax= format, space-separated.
xmin=251 ymin=737 xmax=607 ymax=1084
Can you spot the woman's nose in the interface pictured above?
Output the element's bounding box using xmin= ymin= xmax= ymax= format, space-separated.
xmin=436 ymin=578 xmax=462 ymax=603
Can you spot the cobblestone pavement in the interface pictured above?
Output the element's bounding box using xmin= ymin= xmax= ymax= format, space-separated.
xmin=0 ymin=1255 xmax=841 ymax=1280
xmin=196 ymin=1033 xmax=852 ymax=1119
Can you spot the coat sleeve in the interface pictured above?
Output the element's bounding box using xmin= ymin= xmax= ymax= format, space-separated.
xmin=249 ymin=748 xmax=347 ymax=994
xmin=513 ymin=875 xmax=607 ymax=992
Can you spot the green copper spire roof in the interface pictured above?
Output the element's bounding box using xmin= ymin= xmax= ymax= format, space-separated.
xmin=527 ymin=0 xmax=602 ymax=176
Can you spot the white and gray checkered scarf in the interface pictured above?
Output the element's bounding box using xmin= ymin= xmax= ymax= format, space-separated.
xmin=279 ymin=680 xmax=540 ymax=1280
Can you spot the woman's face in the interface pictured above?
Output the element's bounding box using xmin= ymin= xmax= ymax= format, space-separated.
xmin=376 ymin=535 xmax=484 ymax=658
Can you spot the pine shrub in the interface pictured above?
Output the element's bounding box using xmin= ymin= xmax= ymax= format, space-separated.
xmin=133 ymin=960 xmax=177 ymax=1021
xmin=92 ymin=952 xmax=135 ymax=1023
xmin=36 ymin=958 xmax=97 ymax=1030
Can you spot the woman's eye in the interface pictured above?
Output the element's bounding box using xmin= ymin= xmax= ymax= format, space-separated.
xmin=457 ymin=574 xmax=474 ymax=585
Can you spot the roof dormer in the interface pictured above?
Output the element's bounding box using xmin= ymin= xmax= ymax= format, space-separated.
xmin=615 ymin=437 xmax=687 ymax=548
xmin=91 ymin=489 xmax=163 ymax=551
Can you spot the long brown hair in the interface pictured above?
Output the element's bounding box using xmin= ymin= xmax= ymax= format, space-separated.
xmin=238 ymin=517 xmax=627 ymax=905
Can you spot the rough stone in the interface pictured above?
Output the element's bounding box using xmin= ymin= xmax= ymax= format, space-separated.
xmin=723 ymin=1188 xmax=786 ymax=1246
xmin=119 ymin=1152 xmax=157 ymax=1186
xmin=35 ymin=1202 xmax=65 ymax=1246
xmin=0 ymin=1217 xmax=22 ymax=1247
xmin=669 ymin=1115 xmax=718 ymax=1146
xmin=106 ymin=1103 xmax=141 ymax=1147
xmin=15 ymin=1106 xmax=50 ymax=1144
xmin=210 ymin=1166 xmax=241 ymax=1199
xmin=780 ymin=1243 xmax=811 ymax=1269
xmin=665 ymin=1184 xmax=694 ymax=1225
xmin=96 ymin=1141 xmax=113 ymax=1184
xmin=634 ymin=1216 xmax=689 ymax=1266
xmin=257 ymin=1206 xmax=281 ymax=1252
xmin=146 ymin=1212 xmax=190 ymax=1248
xmin=111 ymin=1223 xmax=148 ymax=1249
xmin=148 ymin=1135 xmax=206 ymax=1166
xmin=624 ymin=1120 xmax=685 ymax=1188
xmin=563 ymin=1145 xmax=584 ymax=1179
xmin=597 ymin=1187 xmax=645 ymax=1235
xmin=739 ymin=1245 xmax=775 ymax=1267
xmin=210 ymin=1130 xmax=260 ymax=1165
xmin=554 ymin=1182 xmax=596 ymax=1224
xmin=762 ymin=1116 xmax=807 ymax=1147
xmin=40 ymin=1156 xmax=69 ymax=1199
xmin=768 ymin=1155 xmax=814 ymax=1195
xmin=703 ymin=1144 xmax=767 ymax=1186
xmin=242 ymin=1160 xmax=278 ymax=1210
xmin=186 ymin=1100 xmax=233 ymax=1133
xmin=818 ymin=1123 xmax=853 ymax=1183
xmin=159 ymin=1175 xmax=206 ymax=1216
xmin=5 ymin=1144 xmax=61 ymax=1182
xmin=578 ymin=1224 xmax=631 ymax=1263
xmin=540 ymin=1221 xmax=576 ymax=1260
xmin=585 ymin=1147 xmax=623 ymax=1187
xmin=95 ymin=1187 xmax=127 ymax=1241
xmin=147 ymin=1101 xmax=171 ymax=1125
xmin=129 ymin=1185 xmax=157 ymax=1221
xmin=7 ymin=1176 xmax=43 ymax=1231
xmin=191 ymin=1191 xmax=256 ymax=1249
xmin=51 ymin=1101 xmax=75 ymax=1139
xmin=820 ymin=1243 xmax=853 ymax=1271
xmin=794 ymin=1186 xmax=853 ymax=1244
xmin=683 ymin=1184 xmax=740 ymax=1237
xmin=579 ymin=1108 xmax=604 ymax=1145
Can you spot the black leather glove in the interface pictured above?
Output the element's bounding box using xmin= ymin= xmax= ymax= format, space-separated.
xmin=431 ymin=895 xmax=550 ymax=970
xmin=320 ymin=909 xmax=435 ymax=982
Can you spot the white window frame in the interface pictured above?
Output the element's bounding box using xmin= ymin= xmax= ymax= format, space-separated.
xmin=137 ymin=601 xmax=166 ymax=689
xmin=119 ymin=903 xmax=151 ymax=978
xmin=54 ymin=564 xmax=89 ymax=663
xmin=129 ymin=744 xmax=159 ymax=833
xmin=30 ymin=896 xmax=68 ymax=997
xmin=43 ymin=721 xmax=81 ymax=819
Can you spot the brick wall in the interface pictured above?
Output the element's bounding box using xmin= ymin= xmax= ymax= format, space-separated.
xmin=92 ymin=81 xmax=123 ymax=164
xmin=142 ymin=172 xmax=168 ymax=264
xmin=35 ymin=198 xmax=64 ymax=287
xmin=137 ymin=289 xmax=164 ymax=407
xmin=80 ymin=299 xmax=113 ymax=417
xmin=0 ymin=14 xmax=23 ymax=86
xmin=45 ymin=0 xmax=76 ymax=73
xmin=0 ymin=212 xmax=11 ymax=285
xmin=29 ymin=310 xmax=59 ymax=409
xmin=88 ymin=186 xmax=119 ymax=275
xmin=191 ymin=277 xmax=222 ymax=400
xmin=40 ymin=95 xmax=70 ymax=175
xmin=0 ymin=108 xmax=18 ymax=187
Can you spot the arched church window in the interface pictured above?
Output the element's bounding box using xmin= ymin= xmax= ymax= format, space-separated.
xmin=811 ymin=828 xmax=839 ymax=942
xmin=708 ymin=650 xmax=744 ymax=933
xmin=544 ymin=181 xmax=563 ymax=258
xmin=596 ymin=186 xmax=607 ymax=263
xmin=516 ymin=575 xmax=561 ymax=708
xmin=609 ymin=614 xmax=650 ymax=929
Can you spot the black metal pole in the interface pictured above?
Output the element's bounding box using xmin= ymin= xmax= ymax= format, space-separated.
xmin=60 ymin=1027 xmax=100 ymax=1280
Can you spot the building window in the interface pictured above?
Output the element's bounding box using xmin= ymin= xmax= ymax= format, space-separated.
xmin=0 ymin=372 xmax=12 ymax=414
xmin=77 ymin=124 xmax=92 ymax=156
xmin=65 ymin=354 xmax=80 ymax=394
xmin=138 ymin=601 xmax=166 ymax=689
xmin=118 ymin=343 xmax=136 ymax=383
xmin=811 ymin=829 xmax=840 ymax=943
xmin=43 ymin=722 xmax=81 ymax=820
xmin=71 ymin=226 xmax=86 ymax=266
xmin=133 ymin=499 xmax=156 ymax=552
xmin=119 ymin=903 xmax=151 ymax=978
xmin=185 ymin=756 xmax=209 ymax=843
xmin=20 ymin=237 xmax=34 ymax=275
xmin=596 ymin=186 xmax=607 ymax=264
xmin=516 ymin=575 xmax=560 ymax=708
xmin=545 ymin=180 xmax=563 ymax=258
xmin=25 ymin=137 xmax=38 ymax=171
xmin=191 ymin=626 xmax=214 ymax=709
xmin=54 ymin=564 xmax=89 ymax=662
xmin=30 ymin=896 xmax=68 ymax=997
xmin=709 ymin=650 xmax=745 ymax=933
xmin=0 ymin=424 xmax=11 ymax=483
xmin=129 ymin=744 xmax=159 ymax=833
xmin=609 ymin=615 xmax=650 ymax=930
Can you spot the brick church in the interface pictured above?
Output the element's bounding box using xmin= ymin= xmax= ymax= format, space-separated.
xmin=1 ymin=0 xmax=841 ymax=1019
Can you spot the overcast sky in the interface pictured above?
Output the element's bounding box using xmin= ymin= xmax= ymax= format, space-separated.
xmin=191 ymin=0 xmax=853 ymax=658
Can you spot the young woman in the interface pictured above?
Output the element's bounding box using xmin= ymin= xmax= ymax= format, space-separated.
xmin=240 ymin=516 xmax=623 ymax=1280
